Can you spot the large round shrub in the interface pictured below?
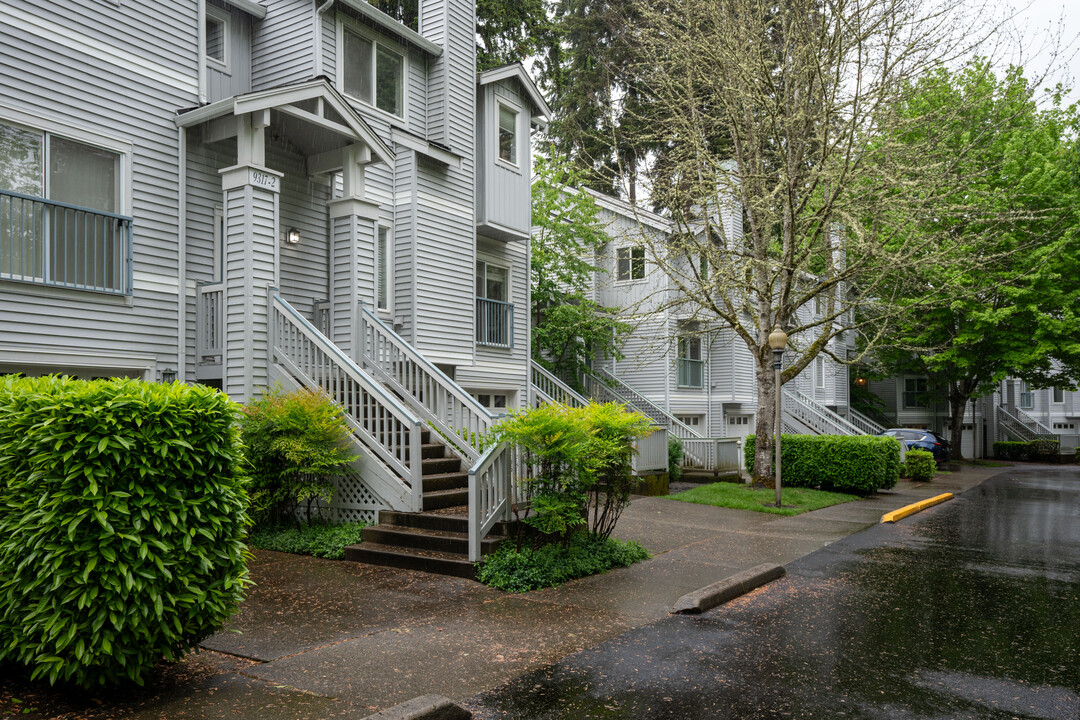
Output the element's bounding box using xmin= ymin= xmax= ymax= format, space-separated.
xmin=0 ymin=376 xmax=250 ymax=687
xmin=744 ymin=434 xmax=901 ymax=494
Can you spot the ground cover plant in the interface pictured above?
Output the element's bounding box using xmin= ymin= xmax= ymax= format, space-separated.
xmin=0 ymin=376 xmax=249 ymax=688
xmin=666 ymin=482 xmax=858 ymax=516
xmin=476 ymin=534 xmax=649 ymax=593
xmin=744 ymin=434 xmax=900 ymax=494
xmin=247 ymin=520 xmax=368 ymax=560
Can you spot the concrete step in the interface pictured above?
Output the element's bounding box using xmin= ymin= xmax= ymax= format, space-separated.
xmin=344 ymin=542 xmax=477 ymax=579
xmin=377 ymin=510 xmax=516 ymax=537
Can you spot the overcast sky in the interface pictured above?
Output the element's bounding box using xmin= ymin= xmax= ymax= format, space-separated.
xmin=1006 ymin=0 xmax=1080 ymax=92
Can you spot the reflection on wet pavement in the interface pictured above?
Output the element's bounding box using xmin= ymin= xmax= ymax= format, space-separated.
xmin=466 ymin=468 xmax=1080 ymax=719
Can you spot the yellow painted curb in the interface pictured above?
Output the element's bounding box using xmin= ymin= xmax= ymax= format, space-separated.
xmin=881 ymin=493 xmax=954 ymax=523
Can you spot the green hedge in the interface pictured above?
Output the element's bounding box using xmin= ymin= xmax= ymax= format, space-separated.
xmin=994 ymin=441 xmax=1032 ymax=461
xmin=744 ymin=434 xmax=901 ymax=494
xmin=0 ymin=376 xmax=250 ymax=687
xmin=905 ymin=450 xmax=936 ymax=481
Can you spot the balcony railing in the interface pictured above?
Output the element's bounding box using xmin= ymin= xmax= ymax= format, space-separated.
xmin=0 ymin=189 xmax=133 ymax=295
xmin=676 ymin=357 xmax=704 ymax=388
xmin=476 ymin=297 xmax=513 ymax=349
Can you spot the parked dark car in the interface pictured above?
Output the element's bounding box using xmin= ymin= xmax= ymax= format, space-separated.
xmin=879 ymin=428 xmax=952 ymax=464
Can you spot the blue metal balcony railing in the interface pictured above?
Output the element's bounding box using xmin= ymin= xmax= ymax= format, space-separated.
xmin=676 ymin=357 xmax=704 ymax=388
xmin=0 ymin=189 xmax=133 ymax=295
xmin=476 ymin=297 xmax=513 ymax=349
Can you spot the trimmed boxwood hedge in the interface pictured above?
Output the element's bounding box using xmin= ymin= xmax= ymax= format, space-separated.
xmin=905 ymin=449 xmax=936 ymax=481
xmin=994 ymin=441 xmax=1032 ymax=461
xmin=744 ymin=434 xmax=901 ymax=494
xmin=0 ymin=376 xmax=250 ymax=688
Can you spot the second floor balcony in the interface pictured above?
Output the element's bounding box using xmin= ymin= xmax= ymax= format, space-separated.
xmin=0 ymin=189 xmax=133 ymax=296
xmin=476 ymin=296 xmax=513 ymax=349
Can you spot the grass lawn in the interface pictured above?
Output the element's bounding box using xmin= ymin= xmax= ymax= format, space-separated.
xmin=665 ymin=482 xmax=859 ymax=516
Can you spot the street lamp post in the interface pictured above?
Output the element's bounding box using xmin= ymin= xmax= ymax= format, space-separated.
xmin=768 ymin=326 xmax=788 ymax=508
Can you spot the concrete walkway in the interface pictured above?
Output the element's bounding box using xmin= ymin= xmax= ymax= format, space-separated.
xmin=3 ymin=465 xmax=1007 ymax=719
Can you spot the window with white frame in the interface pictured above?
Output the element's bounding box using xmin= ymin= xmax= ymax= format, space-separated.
xmin=1053 ymin=421 xmax=1074 ymax=430
xmin=0 ymin=120 xmax=126 ymax=292
xmin=497 ymin=104 xmax=518 ymax=164
xmin=476 ymin=260 xmax=512 ymax=348
xmin=815 ymin=356 xmax=826 ymax=389
xmin=676 ymin=335 xmax=703 ymax=389
xmin=903 ymin=377 xmax=928 ymax=409
xmin=1019 ymin=381 xmax=1034 ymax=409
xmin=340 ymin=21 xmax=405 ymax=118
xmin=1053 ymin=387 xmax=1064 ymax=404
xmin=205 ymin=5 xmax=229 ymax=68
xmin=675 ymin=415 xmax=702 ymax=428
xmin=376 ymin=226 xmax=390 ymax=311
xmin=616 ymin=246 xmax=645 ymax=281
xmin=474 ymin=392 xmax=509 ymax=411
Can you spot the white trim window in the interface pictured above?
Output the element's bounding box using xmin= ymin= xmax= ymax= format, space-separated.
xmin=1053 ymin=387 xmax=1065 ymax=404
xmin=676 ymin=335 xmax=703 ymax=389
xmin=616 ymin=245 xmax=645 ymax=281
xmin=903 ymin=377 xmax=928 ymax=409
xmin=815 ymin=356 xmax=826 ymax=389
xmin=339 ymin=19 xmax=406 ymax=118
xmin=474 ymin=392 xmax=510 ymax=412
xmin=497 ymin=103 xmax=518 ymax=165
xmin=0 ymin=119 xmax=127 ymax=293
xmin=376 ymin=225 xmax=391 ymax=312
xmin=476 ymin=260 xmax=512 ymax=348
xmin=205 ymin=5 xmax=230 ymax=70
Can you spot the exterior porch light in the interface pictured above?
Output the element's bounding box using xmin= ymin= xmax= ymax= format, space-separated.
xmin=768 ymin=325 xmax=788 ymax=508
xmin=284 ymin=227 xmax=302 ymax=245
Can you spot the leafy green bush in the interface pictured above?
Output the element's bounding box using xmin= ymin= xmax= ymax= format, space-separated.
xmin=744 ymin=434 xmax=901 ymax=494
xmin=494 ymin=402 xmax=653 ymax=542
xmin=994 ymin=441 xmax=1032 ymax=461
xmin=0 ymin=376 xmax=249 ymax=687
xmin=905 ymin=450 xmax=936 ymax=481
xmin=668 ymin=436 xmax=684 ymax=483
xmin=241 ymin=388 xmax=358 ymax=526
xmin=1030 ymin=439 xmax=1060 ymax=458
xmin=247 ymin=520 xmax=368 ymax=560
xmin=476 ymin=533 xmax=649 ymax=592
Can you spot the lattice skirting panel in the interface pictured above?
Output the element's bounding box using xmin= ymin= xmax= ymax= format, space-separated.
xmin=327 ymin=465 xmax=389 ymax=525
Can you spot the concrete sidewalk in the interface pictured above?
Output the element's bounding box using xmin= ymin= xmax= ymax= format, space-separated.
xmin=10 ymin=464 xmax=1007 ymax=719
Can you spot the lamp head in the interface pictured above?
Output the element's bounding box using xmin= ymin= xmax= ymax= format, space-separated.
xmin=768 ymin=325 xmax=788 ymax=352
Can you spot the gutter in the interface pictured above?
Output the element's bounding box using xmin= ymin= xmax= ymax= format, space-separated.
xmin=177 ymin=126 xmax=187 ymax=382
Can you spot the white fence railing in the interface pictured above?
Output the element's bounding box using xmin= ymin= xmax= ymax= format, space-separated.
xmin=467 ymin=442 xmax=532 ymax=561
xmin=1012 ymin=406 xmax=1057 ymax=438
xmin=782 ymin=389 xmax=865 ymax=436
xmin=196 ymin=281 xmax=223 ymax=363
xmin=680 ymin=437 xmax=744 ymax=475
xmin=269 ymin=290 xmax=423 ymax=511
xmin=632 ymin=426 xmax=669 ymax=474
xmin=358 ymin=303 xmax=498 ymax=464
xmin=847 ymin=407 xmax=886 ymax=435
xmin=585 ymin=368 xmax=704 ymax=441
xmin=531 ymin=361 xmax=589 ymax=407
xmin=996 ymin=405 xmax=1059 ymax=443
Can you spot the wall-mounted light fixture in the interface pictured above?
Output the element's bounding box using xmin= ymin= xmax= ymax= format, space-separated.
xmin=284 ymin=227 xmax=302 ymax=245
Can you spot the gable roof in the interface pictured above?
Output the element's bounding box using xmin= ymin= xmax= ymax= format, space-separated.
xmin=478 ymin=63 xmax=552 ymax=128
xmin=176 ymin=77 xmax=394 ymax=167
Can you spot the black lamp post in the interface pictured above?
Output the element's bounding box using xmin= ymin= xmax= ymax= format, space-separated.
xmin=768 ymin=325 xmax=788 ymax=507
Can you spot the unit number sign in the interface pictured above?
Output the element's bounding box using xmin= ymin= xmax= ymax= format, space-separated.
xmin=249 ymin=168 xmax=279 ymax=191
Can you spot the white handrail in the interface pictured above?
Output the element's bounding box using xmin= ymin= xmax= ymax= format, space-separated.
xmin=1013 ymin=406 xmax=1056 ymax=437
xmin=467 ymin=441 xmax=532 ymax=561
xmin=782 ymin=389 xmax=864 ymax=436
xmin=270 ymin=290 xmax=424 ymax=511
xmin=680 ymin=437 xmax=743 ymax=474
xmin=196 ymin=282 xmax=224 ymax=361
xmin=847 ymin=407 xmax=886 ymax=435
xmin=530 ymin=361 xmax=589 ymax=407
xmin=586 ymin=368 xmax=704 ymax=440
xmin=358 ymin=302 xmax=498 ymax=463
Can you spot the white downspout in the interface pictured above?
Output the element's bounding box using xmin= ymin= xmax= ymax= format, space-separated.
xmin=313 ymin=0 xmax=335 ymax=79
xmin=177 ymin=127 xmax=188 ymax=381
xmin=197 ymin=0 xmax=207 ymax=104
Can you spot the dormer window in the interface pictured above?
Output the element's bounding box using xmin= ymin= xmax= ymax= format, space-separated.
xmin=205 ymin=5 xmax=228 ymax=68
xmin=498 ymin=104 xmax=517 ymax=164
xmin=340 ymin=21 xmax=405 ymax=118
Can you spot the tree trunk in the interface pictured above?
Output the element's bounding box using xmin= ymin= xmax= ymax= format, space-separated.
xmin=948 ymin=386 xmax=968 ymax=461
xmin=751 ymin=363 xmax=776 ymax=486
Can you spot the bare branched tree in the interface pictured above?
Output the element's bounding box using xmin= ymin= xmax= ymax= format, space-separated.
xmin=604 ymin=0 xmax=1039 ymax=483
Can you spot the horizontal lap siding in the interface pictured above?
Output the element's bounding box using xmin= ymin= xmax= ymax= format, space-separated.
xmin=252 ymin=0 xmax=312 ymax=90
xmin=613 ymin=316 xmax=669 ymax=407
xmin=0 ymin=1 xmax=197 ymax=372
xmin=473 ymin=236 xmax=527 ymax=382
xmin=275 ymin=147 xmax=331 ymax=319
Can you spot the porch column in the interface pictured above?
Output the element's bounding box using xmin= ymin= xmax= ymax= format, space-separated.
xmin=220 ymin=111 xmax=282 ymax=402
xmin=328 ymin=144 xmax=379 ymax=360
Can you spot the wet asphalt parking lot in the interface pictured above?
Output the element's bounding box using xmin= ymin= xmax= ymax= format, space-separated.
xmin=465 ymin=467 xmax=1080 ymax=719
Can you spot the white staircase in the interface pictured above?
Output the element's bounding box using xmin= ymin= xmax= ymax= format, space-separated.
xmin=781 ymin=388 xmax=866 ymax=436
xmin=996 ymin=405 xmax=1059 ymax=443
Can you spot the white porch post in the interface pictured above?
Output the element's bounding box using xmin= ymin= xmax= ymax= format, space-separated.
xmin=328 ymin=143 xmax=379 ymax=360
xmin=220 ymin=111 xmax=282 ymax=403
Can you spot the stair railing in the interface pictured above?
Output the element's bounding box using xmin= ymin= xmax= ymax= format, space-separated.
xmin=782 ymin=389 xmax=864 ymax=436
xmin=531 ymin=361 xmax=589 ymax=408
xmin=679 ymin=437 xmax=743 ymax=475
xmin=269 ymin=290 xmax=423 ymax=512
xmin=467 ymin=441 xmax=532 ymax=562
xmin=585 ymin=368 xmax=703 ymax=440
xmin=996 ymin=405 xmax=1058 ymax=443
xmin=1012 ymin=406 xmax=1057 ymax=438
xmin=847 ymin=407 xmax=886 ymax=435
xmin=357 ymin=303 xmax=498 ymax=464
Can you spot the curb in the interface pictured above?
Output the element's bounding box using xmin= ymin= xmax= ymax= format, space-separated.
xmin=881 ymin=493 xmax=954 ymax=523
xmin=670 ymin=563 xmax=785 ymax=614
xmin=361 ymin=695 xmax=471 ymax=720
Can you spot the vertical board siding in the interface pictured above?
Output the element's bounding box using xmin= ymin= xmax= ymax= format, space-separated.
xmin=206 ymin=3 xmax=253 ymax=102
xmin=0 ymin=1 xmax=197 ymax=373
xmin=252 ymin=0 xmax=313 ymax=90
xmin=477 ymin=81 xmax=530 ymax=236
